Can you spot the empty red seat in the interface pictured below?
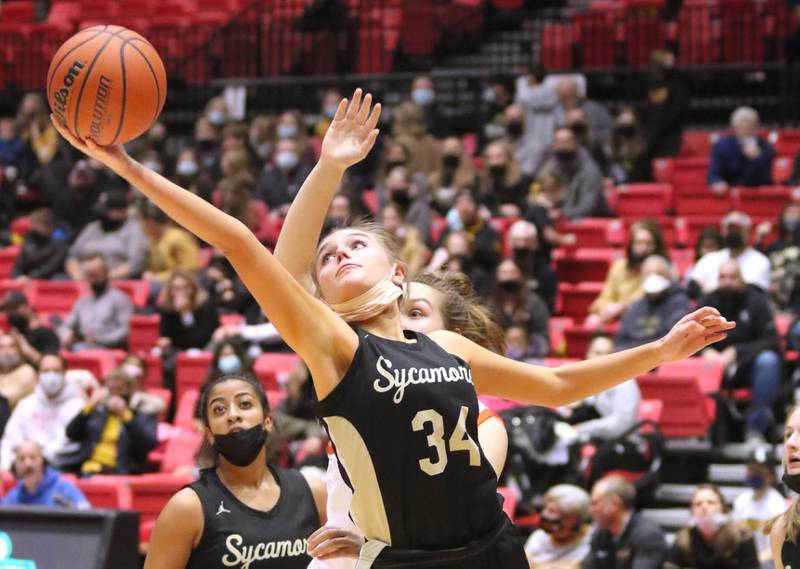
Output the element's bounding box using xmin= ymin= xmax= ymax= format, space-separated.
xmin=253 ymin=352 xmax=302 ymax=391
xmin=773 ymin=130 xmax=800 ymax=157
xmin=674 ymin=190 xmax=733 ymax=217
xmin=547 ymin=317 xmax=574 ymax=356
xmin=732 ymin=186 xmax=794 ymax=219
xmin=112 ymin=280 xmax=149 ymax=308
xmin=0 ymin=247 xmax=19 ymax=279
xmin=129 ymin=474 xmax=193 ymax=525
xmin=669 ymin=248 xmax=695 ymax=278
xmin=553 ymin=248 xmax=620 ymax=284
xmin=76 ymin=477 xmax=132 ymax=509
xmin=62 ymin=349 xmax=121 ymax=379
xmin=557 ymin=218 xmax=624 ymax=248
xmin=679 ymin=131 xmax=717 ymax=157
xmin=497 ymin=486 xmax=518 ymax=519
xmin=0 ymin=1 xmax=36 ymax=22
xmin=671 ymin=157 xmax=710 ymax=188
xmin=676 ymin=3 xmax=719 ymax=65
xmin=540 ymin=23 xmax=573 ymax=70
xmin=636 ymin=373 xmax=710 ymax=437
xmin=557 ymin=282 xmax=604 ymax=322
xmin=720 ymin=0 xmax=764 ymax=63
xmin=572 ymin=9 xmax=617 ymax=69
xmin=614 ymin=183 xmax=673 ymax=219
xmin=176 ymin=351 xmax=213 ymax=404
xmin=174 ymin=388 xmax=200 ymax=431
xmin=31 ymin=280 xmax=86 ymax=316
xmin=128 ymin=314 xmax=160 ymax=353
xmin=623 ymin=11 xmax=665 ymax=66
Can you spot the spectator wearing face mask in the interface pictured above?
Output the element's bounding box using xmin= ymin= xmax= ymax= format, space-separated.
xmin=441 ymin=190 xmax=502 ymax=276
xmin=0 ymin=291 xmax=60 ymax=366
xmin=506 ymin=220 xmax=558 ymax=311
xmin=193 ymin=339 xmax=254 ymax=428
xmin=513 ymin=64 xmax=562 ymax=178
xmin=731 ymin=447 xmax=786 ymax=568
xmin=61 ymin=367 xmax=158 ymax=475
xmin=708 ymin=107 xmax=775 ymax=195
xmin=664 ymin=485 xmax=759 ymax=569
xmin=688 ymin=211 xmax=771 ymax=295
xmin=140 ymin=200 xmax=199 ymax=285
xmin=614 ymin=255 xmax=691 ymax=350
xmin=60 ymin=254 xmax=133 ymax=351
xmin=525 ymin=484 xmax=593 ymax=566
xmin=377 ymin=139 xmax=416 ymax=186
xmin=65 ymin=189 xmax=149 ymax=281
xmin=477 ymin=141 xmax=528 ymax=218
xmin=608 ymin=107 xmax=652 ymax=184
xmin=491 ymin=259 xmax=550 ymax=359
xmin=314 ymin=89 xmax=344 ymax=138
xmin=698 ymin=259 xmax=781 ymax=443
xmin=193 ymin=116 xmax=222 ymax=176
xmin=198 ymin=254 xmax=258 ymax=319
xmin=0 ymin=333 xmax=37 ymax=439
xmin=427 ymin=231 xmax=493 ymax=298
xmin=275 ymin=110 xmax=311 ymax=157
xmin=543 ymin=127 xmax=608 ymax=221
xmin=555 ymin=76 xmax=613 ymax=151
xmin=255 ymin=138 xmax=315 ymax=218
xmin=428 ymin=136 xmax=478 ymax=215
xmin=377 ymin=165 xmax=432 ymax=246
xmin=204 ymin=96 xmax=230 ymax=130
xmin=477 ymin=73 xmax=515 ymax=153
xmin=249 ymin=115 xmax=276 ymax=162
xmin=2 ymin=441 xmax=89 ymax=508
xmin=392 ymin=101 xmax=442 ymax=175
xmin=0 ymin=354 xmax=84 ymax=472
xmin=11 ymin=207 xmax=67 ymax=281
xmin=379 ymin=204 xmax=429 ymax=276
xmin=409 ymin=75 xmax=449 ymax=139
xmin=565 ymin=107 xmax=610 ymax=175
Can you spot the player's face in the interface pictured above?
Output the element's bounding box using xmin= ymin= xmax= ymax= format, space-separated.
xmin=205 ymin=380 xmax=271 ymax=437
xmin=784 ymin=407 xmax=800 ymax=475
xmin=401 ymin=283 xmax=446 ymax=334
xmin=315 ymin=229 xmax=400 ymax=305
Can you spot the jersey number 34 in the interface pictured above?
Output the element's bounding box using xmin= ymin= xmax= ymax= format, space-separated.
xmin=412 ymin=406 xmax=481 ymax=476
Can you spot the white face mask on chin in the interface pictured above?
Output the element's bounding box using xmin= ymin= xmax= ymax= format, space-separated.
xmin=329 ymin=266 xmax=404 ymax=323
xmin=641 ymin=273 xmax=671 ymax=295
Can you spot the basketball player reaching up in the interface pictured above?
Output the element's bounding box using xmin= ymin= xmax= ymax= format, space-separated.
xmin=52 ymin=89 xmax=734 ymax=568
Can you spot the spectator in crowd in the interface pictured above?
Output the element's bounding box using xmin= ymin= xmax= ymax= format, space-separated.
xmin=502 ymin=104 xmax=533 ymax=176
xmin=248 ymin=115 xmax=275 ymax=162
xmin=65 ymin=189 xmax=149 ymax=281
xmin=556 ymin=76 xmax=613 ymax=150
xmin=51 ymin=160 xmax=104 ymax=240
xmin=275 ymin=110 xmax=310 ymax=154
xmin=507 ymin=219 xmax=558 ymax=311
xmin=172 ymin=148 xmax=214 ymax=202
xmin=11 ymin=207 xmax=67 ymax=281
xmin=118 ymin=354 xmax=166 ymax=418
xmin=762 ymin=202 xmax=800 ymax=314
xmin=376 ymin=139 xmax=415 ymax=186
xmin=477 ymin=72 xmax=515 ymax=152
xmin=442 ymin=190 xmax=502 ymax=276
xmin=525 ymin=484 xmax=593 ymax=566
xmin=380 ymin=203 xmax=429 ymax=276
xmin=198 ymin=254 xmax=257 ymax=319
xmin=698 ymin=259 xmax=781 ymax=443
xmin=140 ymin=200 xmax=199 ymax=285
xmin=583 ymin=476 xmax=667 ymax=568
xmin=313 ymin=89 xmax=343 ymax=138
xmin=664 ymin=485 xmax=759 ymax=569
xmin=203 ymin=96 xmax=230 ymax=129
xmin=158 ymin=269 xmax=220 ymax=354
xmin=694 ymin=226 xmax=725 ymax=262
xmin=0 ymin=354 xmax=84 ymax=471
xmin=565 ymin=107 xmax=609 ymax=174
xmin=216 ymin=178 xmax=275 ymax=245
xmin=392 ymin=101 xmax=442 ymax=175
xmin=325 ymin=192 xmax=355 ymax=229
xmin=0 ymin=116 xmax=36 ymax=181
xmin=614 ymin=255 xmax=691 ymax=350
xmin=514 ymin=64 xmax=562 ymax=178
xmin=587 ymin=220 xmax=666 ymax=328
xmin=1 ymin=441 xmax=89 ymax=508
xmin=560 ymin=333 xmax=644 ymax=486
xmin=477 ymin=140 xmax=527 ymax=217
xmin=255 ymin=137 xmax=315 ymax=217
xmin=503 ymin=325 xmax=539 ymax=362
xmin=643 ymin=49 xmax=690 ymax=160
xmin=732 ymin=446 xmax=786 ymax=567
xmin=59 ymin=254 xmax=133 ymax=351
xmin=62 ymin=367 xmax=158 ymax=475
xmin=219 ymin=147 xmax=254 ymax=186
xmin=0 ymin=332 xmax=37 ymax=438
xmin=607 ymin=106 xmax=652 ymax=185
xmin=409 ymin=75 xmax=449 ymax=139
xmin=708 ymin=107 xmax=775 ymax=193
xmin=0 ymin=291 xmax=60 ymax=365
xmin=490 ymin=258 xmax=550 ymax=359
xmin=427 ymin=230 xmax=493 ymax=298
xmin=543 ymin=126 xmax=608 ymax=220
xmin=378 ymin=165 xmax=432 ymax=245
xmin=688 ymin=211 xmax=771 ymax=294
xmin=428 ymin=136 xmax=478 ymax=214
xmin=16 ymin=92 xmax=59 ymax=167
xmin=192 ymin=116 xmax=222 ymax=175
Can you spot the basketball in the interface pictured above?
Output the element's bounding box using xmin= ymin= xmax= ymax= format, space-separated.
xmin=46 ymin=25 xmax=167 ymax=146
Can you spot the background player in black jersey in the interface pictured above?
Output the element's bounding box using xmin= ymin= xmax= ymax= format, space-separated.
xmin=767 ymin=403 xmax=800 ymax=569
xmin=143 ymin=373 xmax=327 ymax=569
xmin=52 ymin=89 xmax=734 ymax=568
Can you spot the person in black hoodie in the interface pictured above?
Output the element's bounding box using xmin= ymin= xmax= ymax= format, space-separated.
xmin=642 ymin=50 xmax=690 ymax=160
xmin=698 ymin=259 xmax=782 ymax=443
xmin=11 ymin=208 xmax=67 ymax=280
xmin=615 ymin=255 xmax=691 ymax=350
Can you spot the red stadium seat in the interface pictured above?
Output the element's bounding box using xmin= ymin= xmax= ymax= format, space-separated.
xmin=540 ymin=23 xmax=573 ymax=70
xmin=176 ymin=352 xmax=214 ymax=405
xmin=676 ymin=2 xmax=719 ymax=64
xmin=174 ymin=389 xmax=200 ymax=430
xmin=720 ymin=0 xmax=764 ymax=63
xmin=129 ymin=474 xmax=193 ymax=525
xmin=556 ymin=282 xmax=604 ymax=322
xmin=614 ymin=183 xmax=673 ymax=219
xmin=670 ymin=157 xmax=710 ymax=188
xmin=30 ymin=280 xmax=86 ymax=317
xmin=0 ymin=247 xmax=19 ymax=279
xmin=112 ymin=280 xmax=149 ymax=308
xmin=547 ymin=317 xmax=574 ymax=356
xmin=429 ymin=217 xmax=448 ymax=245
xmin=76 ymin=478 xmax=132 ymax=509
xmin=669 ymin=248 xmax=695 ymax=278
xmin=128 ymin=314 xmax=160 ymax=353
xmin=674 ymin=190 xmax=733 ymax=217
xmin=160 ymin=431 xmax=202 ymax=473
xmin=557 ymin=218 xmax=624 ymax=248
xmin=636 ymin=373 xmax=710 ymax=437
xmin=572 ymin=9 xmax=618 ymax=69
xmin=623 ymin=10 xmax=665 ymax=66
xmin=62 ymin=349 xmax=121 ymax=380
xmin=553 ymin=248 xmax=621 ymax=284
xmin=679 ymin=131 xmax=717 ymax=158
xmin=732 ymin=186 xmax=794 ymax=219
xmin=253 ymin=352 xmax=302 ymax=391
xmin=0 ymin=1 xmax=36 ymax=22
xmin=773 ymin=130 xmax=800 ymax=157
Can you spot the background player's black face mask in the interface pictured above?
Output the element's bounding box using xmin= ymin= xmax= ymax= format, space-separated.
xmin=783 ymin=470 xmax=800 ymax=494
xmin=214 ymin=424 xmax=267 ymax=467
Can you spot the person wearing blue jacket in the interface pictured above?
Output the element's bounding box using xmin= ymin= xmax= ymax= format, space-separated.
xmin=1 ymin=440 xmax=89 ymax=508
xmin=707 ymin=107 xmax=775 ymax=194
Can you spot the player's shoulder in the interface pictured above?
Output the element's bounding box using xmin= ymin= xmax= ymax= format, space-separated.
xmin=428 ymin=329 xmax=473 ymax=356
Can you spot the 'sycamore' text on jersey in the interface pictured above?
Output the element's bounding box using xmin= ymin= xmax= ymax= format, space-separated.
xmin=314 ymin=329 xmax=503 ymax=550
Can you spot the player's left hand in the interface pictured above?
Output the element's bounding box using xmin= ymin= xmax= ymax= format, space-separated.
xmin=319 ymin=88 xmax=381 ymax=171
xmin=307 ymin=526 xmax=364 ymax=560
xmin=658 ymin=307 xmax=735 ymax=363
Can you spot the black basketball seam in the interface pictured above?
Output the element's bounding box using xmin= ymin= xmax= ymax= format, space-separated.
xmin=126 ymin=39 xmax=164 ymax=122
xmin=72 ymin=28 xmax=128 ymax=139
xmin=46 ymin=26 xmax=108 ymax=99
xmin=109 ymin=41 xmax=128 ymax=145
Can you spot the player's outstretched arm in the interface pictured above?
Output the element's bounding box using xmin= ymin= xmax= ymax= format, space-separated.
xmin=51 ymin=116 xmax=357 ymax=399
xmin=432 ymin=307 xmax=735 ymax=407
xmin=274 ymin=88 xmax=380 ymax=292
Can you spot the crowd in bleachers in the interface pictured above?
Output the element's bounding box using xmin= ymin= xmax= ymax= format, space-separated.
xmin=2 ymin=45 xmax=800 ymax=564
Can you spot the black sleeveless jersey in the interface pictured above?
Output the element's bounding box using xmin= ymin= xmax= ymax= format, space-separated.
xmin=314 ymin=329 xmax=502 ymax=550
xmin=185 ymin=466 xmax=319 ymax=569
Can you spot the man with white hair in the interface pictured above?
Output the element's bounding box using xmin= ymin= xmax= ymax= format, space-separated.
xmin=688 ymin=211 xmax=771 ymax=294
xmin=555 ymin=75 xmax=613 ymax=149
xmin=708 ymin=106 xmax=775 ymax=194
xmin=525 ymin=484 xmax=593 ymax=566
xmin=507 ymin=219 xmax=558 ymax=310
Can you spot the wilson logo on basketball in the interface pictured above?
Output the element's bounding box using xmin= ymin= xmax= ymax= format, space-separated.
xmin=89 ymin=75 xmax=112 ymax=140
xmin=52 ymin=59 xmax=85 ymax=124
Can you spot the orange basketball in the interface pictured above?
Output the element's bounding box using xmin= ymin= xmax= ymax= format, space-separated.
xmin=46 ymin=25 xmax=167 ymax=146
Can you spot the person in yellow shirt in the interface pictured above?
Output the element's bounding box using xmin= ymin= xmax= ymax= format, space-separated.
xmin=141 ymin=200 xmax=200 ymax=284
